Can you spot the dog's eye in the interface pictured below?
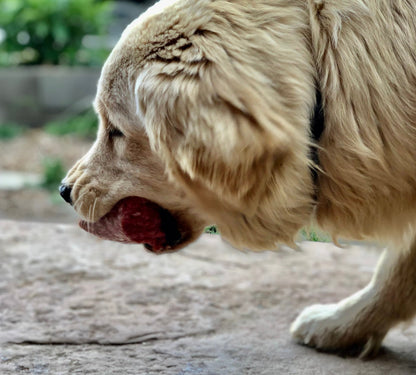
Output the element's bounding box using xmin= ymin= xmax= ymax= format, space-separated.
xmin=108 ymin=127 xmax=124 ymax=138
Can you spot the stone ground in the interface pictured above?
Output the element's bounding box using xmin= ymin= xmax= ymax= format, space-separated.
xmin=1 ymin=221 xmax=416 ymax=374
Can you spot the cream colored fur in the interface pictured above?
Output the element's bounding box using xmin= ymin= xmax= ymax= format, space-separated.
xmin=64 ymin=0 xmax=416 ymax=356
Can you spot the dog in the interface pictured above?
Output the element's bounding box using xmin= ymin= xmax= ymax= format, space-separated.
xmin=60 ymin=0 xmax=416 ymax=357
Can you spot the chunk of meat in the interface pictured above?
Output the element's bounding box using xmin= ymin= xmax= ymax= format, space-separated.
xmin=79 ymin=196 xmax=181 ymax=252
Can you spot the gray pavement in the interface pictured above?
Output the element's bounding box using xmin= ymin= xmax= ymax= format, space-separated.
xmin=1 ymin=220 xmax=415 ymax=374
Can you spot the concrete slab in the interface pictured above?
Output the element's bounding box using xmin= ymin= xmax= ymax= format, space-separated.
xmin=0 ymin=220 xmax=415 ymax=374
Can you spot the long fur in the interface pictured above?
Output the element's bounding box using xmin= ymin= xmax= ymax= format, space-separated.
xmin=310 ymin=0 xmax=416 ymax=243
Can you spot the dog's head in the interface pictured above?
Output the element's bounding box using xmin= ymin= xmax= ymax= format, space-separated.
xmin=61 ymin=0 xmax=316 ymax=251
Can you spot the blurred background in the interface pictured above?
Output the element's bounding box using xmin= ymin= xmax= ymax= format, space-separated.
xmin=0 ymin=0 xmax=156 ymax=223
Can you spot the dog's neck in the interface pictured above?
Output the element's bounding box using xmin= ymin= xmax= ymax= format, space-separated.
xmin=310 ymin=89 xmax=325 ymax=184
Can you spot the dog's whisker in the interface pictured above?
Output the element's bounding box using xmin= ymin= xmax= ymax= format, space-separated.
xmin=87 ymin=202 xmax=94 ymax=233
xmin=92 ymin=197 xmax=98 ymax=223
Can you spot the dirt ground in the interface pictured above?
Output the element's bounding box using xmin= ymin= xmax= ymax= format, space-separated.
xmin=0 ymin=129 xmax=92 ymax=223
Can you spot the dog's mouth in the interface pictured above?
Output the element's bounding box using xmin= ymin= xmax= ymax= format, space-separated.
xmin=79 ymin=196 xmax=186 ymax=253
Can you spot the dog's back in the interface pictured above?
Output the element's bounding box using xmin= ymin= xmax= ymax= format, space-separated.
xmin=312 ymin=0 xmax=416 ymax=243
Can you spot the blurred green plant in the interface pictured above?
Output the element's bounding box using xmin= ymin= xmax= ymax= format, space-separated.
xmin=44 ymin=108 xmax=98 ymax=139
xmin=0 ymin=123 xmax=25 ymax=140
xmin=300 ymin=227 xmax=331 ymax=242
xmin=41 ymin=157 xmax=66 ymax=191
xmin=205 ymin=225 xmax=219 ymax=234
xmin=0 ymin=0 xmax=113 ymax=66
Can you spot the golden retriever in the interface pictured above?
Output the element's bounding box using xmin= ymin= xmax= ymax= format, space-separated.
xmin=61 ymin=0 xmax=416 ymax=357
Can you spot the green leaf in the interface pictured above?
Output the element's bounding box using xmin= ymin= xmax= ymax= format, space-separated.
xmin=52 ymin=22 xmax=69 ymax=46
xmin=35 ymin=21 xmax=49 ymax=39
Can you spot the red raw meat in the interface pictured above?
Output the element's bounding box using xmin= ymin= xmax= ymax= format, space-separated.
xmin=79 ymin=197 xmax=180 ymax=252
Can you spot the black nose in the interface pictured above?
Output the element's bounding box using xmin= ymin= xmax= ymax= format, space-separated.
xmin=59 ymin=184 xmax=73 ymax=205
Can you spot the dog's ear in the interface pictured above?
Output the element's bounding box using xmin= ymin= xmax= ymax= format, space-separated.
xmin=135 ymin=52 xmax=313 ymax=249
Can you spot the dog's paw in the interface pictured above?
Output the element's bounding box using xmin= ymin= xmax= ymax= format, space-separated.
xmin=290 ymin=304 xmax=384 ymax=357
xmin=290 ymin=303 xmax=342 ymax=348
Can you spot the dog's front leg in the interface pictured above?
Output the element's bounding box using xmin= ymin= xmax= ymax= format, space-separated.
xmin=290 ymin=241 xmax=416 ymax=357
